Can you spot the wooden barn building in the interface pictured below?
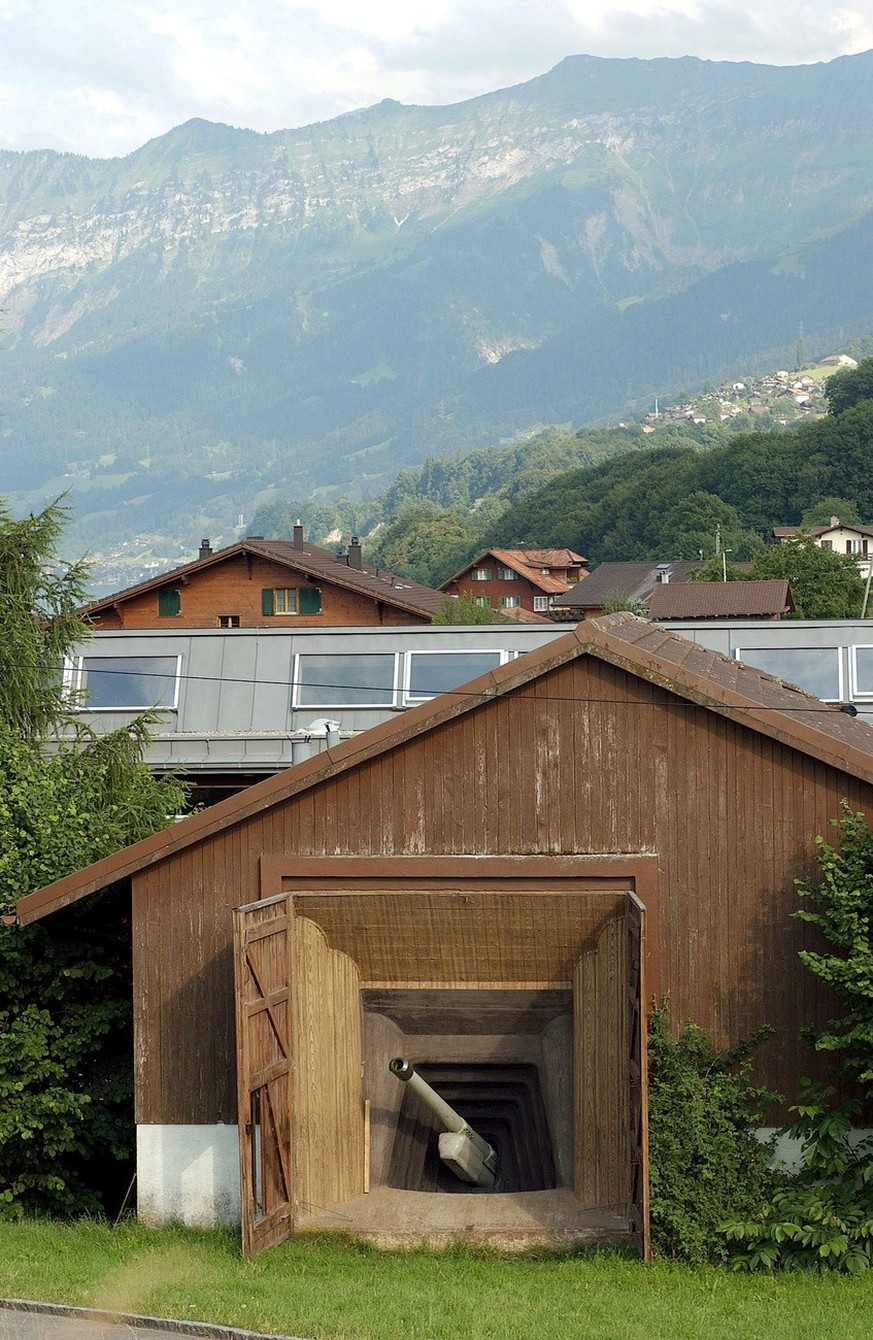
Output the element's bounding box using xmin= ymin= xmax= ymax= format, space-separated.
xmin=16 ymin=614 xmax=873 ymax=1257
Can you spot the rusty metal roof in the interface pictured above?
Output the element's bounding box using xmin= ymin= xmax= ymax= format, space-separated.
xmin=647 ymin=580 xmax=792 ymax=619
xmin=18 ymin=611 xmax=873 ymax=924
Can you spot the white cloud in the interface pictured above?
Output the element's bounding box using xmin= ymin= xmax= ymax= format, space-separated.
xmin=0 ymin=0 xmax=870 ymax=157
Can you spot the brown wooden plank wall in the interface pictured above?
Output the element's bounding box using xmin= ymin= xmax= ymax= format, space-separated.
xmin=133 ymin=654 xmax=873 ymax=1123
xmin=291 ymin=917 xmax=364 ymax=1217
xmin=574 ymin=915 xmax=627 ymax=1212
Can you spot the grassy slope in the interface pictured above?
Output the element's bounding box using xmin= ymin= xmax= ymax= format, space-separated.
xmin=0 ymin=1222 xmax=872 ymax=1340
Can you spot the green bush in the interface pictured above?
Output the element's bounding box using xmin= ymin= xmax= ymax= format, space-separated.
xmin=647 ymin=1004 xmax=778 ymax=1263
xmin=721 ymin=809 xmax=873 ymax=1272
xmin=722 ymin=1086 xmax=873 ymax=1272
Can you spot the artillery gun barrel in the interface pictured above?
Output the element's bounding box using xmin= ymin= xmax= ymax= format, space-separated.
xmin=389 ymin=1057 xmax=497 ymax=1188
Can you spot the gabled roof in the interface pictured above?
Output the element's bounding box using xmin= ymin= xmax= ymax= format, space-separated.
xmin=553 ymin=560 xmax=701 ymax=609
xmin=647 ymin=579 xmax=793 ymax=620
xmin=83 ymin=538 xmax=447 ymax=621
xmin=17 ymin=612 xmax=873 ymax=926
xmin=442 ymin=547 xmax=588 ymax=595
xmin=773 ymin=524 xmax=873 ymax=540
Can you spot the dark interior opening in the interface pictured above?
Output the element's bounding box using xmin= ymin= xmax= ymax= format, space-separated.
xmin=388 ymin=1062 xmax=557 ymax=1193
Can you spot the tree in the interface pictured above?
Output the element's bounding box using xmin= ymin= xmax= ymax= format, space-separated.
xmin=800 ymin=497 xmax=862 ymax=528
xmin=0 ymin=498 xmax=91 ymax=739
xmin=367 ymin=506 xmax=479 ymax=586
xmin=0 ymin=500 xmax=187 ymax=1216
xmin=795 ymin=807 xmax=873 ymax=1096
xmin=655 ymin=491 xmax=763 ymax=562
xmin=432 ymin=595 xmax=506 ymax=625
xmin=824 ymin=358 xmax=873 ymax=417
xmin=749 ymin=538 xmax=864 ymax=619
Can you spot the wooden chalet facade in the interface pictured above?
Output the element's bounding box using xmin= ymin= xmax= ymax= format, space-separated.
xmin=441 ymin=547 xmax=588 ymax=619
xmin=84 ymin=529 xmax=447 ymax=629
xmin=17 ymin=614 xmax=873 ymax=1257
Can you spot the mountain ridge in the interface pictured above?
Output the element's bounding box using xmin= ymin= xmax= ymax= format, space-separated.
xmin=1 ymin=50 xmax=872 ymax=556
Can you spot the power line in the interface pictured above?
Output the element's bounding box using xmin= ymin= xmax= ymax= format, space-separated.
xmin=3 ymin=657 xmax=861 ymax=715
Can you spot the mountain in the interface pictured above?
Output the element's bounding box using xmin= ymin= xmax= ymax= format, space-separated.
xmin=2 ymin=51 xmax=873 ymax=557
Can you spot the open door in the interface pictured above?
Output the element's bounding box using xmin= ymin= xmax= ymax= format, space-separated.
xmin=233 ymin=893 xmax=293 ymax=1255
xmin=572 ymin=895 xmax=649 ymax=1259
xmin=626 ymin=893 xmax=650 ymax=1260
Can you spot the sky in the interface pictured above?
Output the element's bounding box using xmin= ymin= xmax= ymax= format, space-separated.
xmin=1 ymin=1 xmax=872 ymax=159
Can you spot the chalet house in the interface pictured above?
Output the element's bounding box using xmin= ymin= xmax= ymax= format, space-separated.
xmin=646 ymin=579 xmax=793 ymax=621
xmin=552 ymin=560 xmax=700 ymax=618
xmin=17 ymin=614 xmax=873 ymax=1257
xmin=441 ymin=547 xmax=588 ymax=618
xmin=84 ymin=529 xmax=447 ymax=629
xmin=773 ymin=518 xmax=873 ymax=582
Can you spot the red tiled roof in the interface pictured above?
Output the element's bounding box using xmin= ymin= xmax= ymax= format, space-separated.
xmin=442 ymin=547 xmax=588 ymax=596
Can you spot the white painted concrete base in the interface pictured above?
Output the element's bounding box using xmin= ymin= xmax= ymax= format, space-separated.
xmin=758 ymin=1126 xmax=873 ymax=1175
xmin=137 ymin=1124 xmax=240 ymax=1227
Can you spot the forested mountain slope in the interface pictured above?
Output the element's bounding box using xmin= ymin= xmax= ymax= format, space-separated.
xmin=2 ymin=51 xmax=873 ymax=558
xmin=486 ymin=385 xmax=873 ymax=565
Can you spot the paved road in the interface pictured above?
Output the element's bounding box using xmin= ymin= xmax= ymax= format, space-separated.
xmin=0 ymin=1304 xmax=308 ymax=1340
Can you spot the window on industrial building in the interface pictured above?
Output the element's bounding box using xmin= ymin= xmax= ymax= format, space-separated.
xmin=533 ymin=595 xmax=550 ymax=612
xmin=500 ymin=595 xmax=521 ymax=609
xmin=158 ymin=588 xmax=181 ymax=617
xmin=497 ymin=567 xmax=518 ymax=581
xmin=262 ymin=587 xmax=322 ymax=616
xmin=737 ymin=647 xmax=842 ymax=702
xmin=75 ymin=655 xmax=181 ymax=710
xmin=218 ymin=615 xmax=241 ymax=628
xmin=852 ymin=647 xmax=873 ymax=697
xmin=469 ymin=568 xmax=492 ymax=581
xmin=405 ymin=650 xmax=503 ymax=703
xmin=294 ymin=653 xmax=397 ymax=707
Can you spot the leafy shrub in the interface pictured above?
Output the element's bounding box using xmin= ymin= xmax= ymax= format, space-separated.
xmin=794 ymin=806 xmax=873 ymax=1094
xmin=722 ymin=1086 xmax=873 ymax=1272
xmin=722 ymin=809 xmax=873 ymax=1272
xmin=647 ymin=1004 xmax=778 ymax=1263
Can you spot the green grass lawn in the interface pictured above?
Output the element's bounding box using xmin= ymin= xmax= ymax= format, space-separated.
xmin=0 ymin=1221 xmax=871 ymax=1340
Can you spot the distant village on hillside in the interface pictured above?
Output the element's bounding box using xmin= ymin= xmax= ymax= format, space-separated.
xmin=636 ymin=354 xmax=857 ymax=430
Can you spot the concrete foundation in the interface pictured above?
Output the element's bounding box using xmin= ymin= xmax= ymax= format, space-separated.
xmin=137 ymin=1124 xmax=240 ymax=1227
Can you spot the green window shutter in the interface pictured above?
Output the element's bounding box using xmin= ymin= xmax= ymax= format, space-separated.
xmin=299 ymin=586 xmax=322 ymax=615
xmin=261 ymin=588 xmax=274 ymax=616
xmin=158 ymin=588 xmax=181 ymax=617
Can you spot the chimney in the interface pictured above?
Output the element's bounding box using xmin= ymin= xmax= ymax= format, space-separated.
xmin=830 ymin=516 xmax=840 ymax=528
xmin=199 ymin=538 xmax=212 ymax=560
xmin=348 ymin=536 xmax=363 ymax=570
xmin=293 ymin=520 xmax=304 ymax=547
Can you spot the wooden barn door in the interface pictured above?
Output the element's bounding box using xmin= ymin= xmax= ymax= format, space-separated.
xmin=233 ymin=894 xmax=293 ymax=1255
xmin=626 ymin=893 xmax=650 ymax=1260
xmin=572 ymin=896 xmax=650 ymax=1260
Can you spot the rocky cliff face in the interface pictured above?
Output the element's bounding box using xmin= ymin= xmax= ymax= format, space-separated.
xmin=2 ymin=51 xmax=873 ymax=550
